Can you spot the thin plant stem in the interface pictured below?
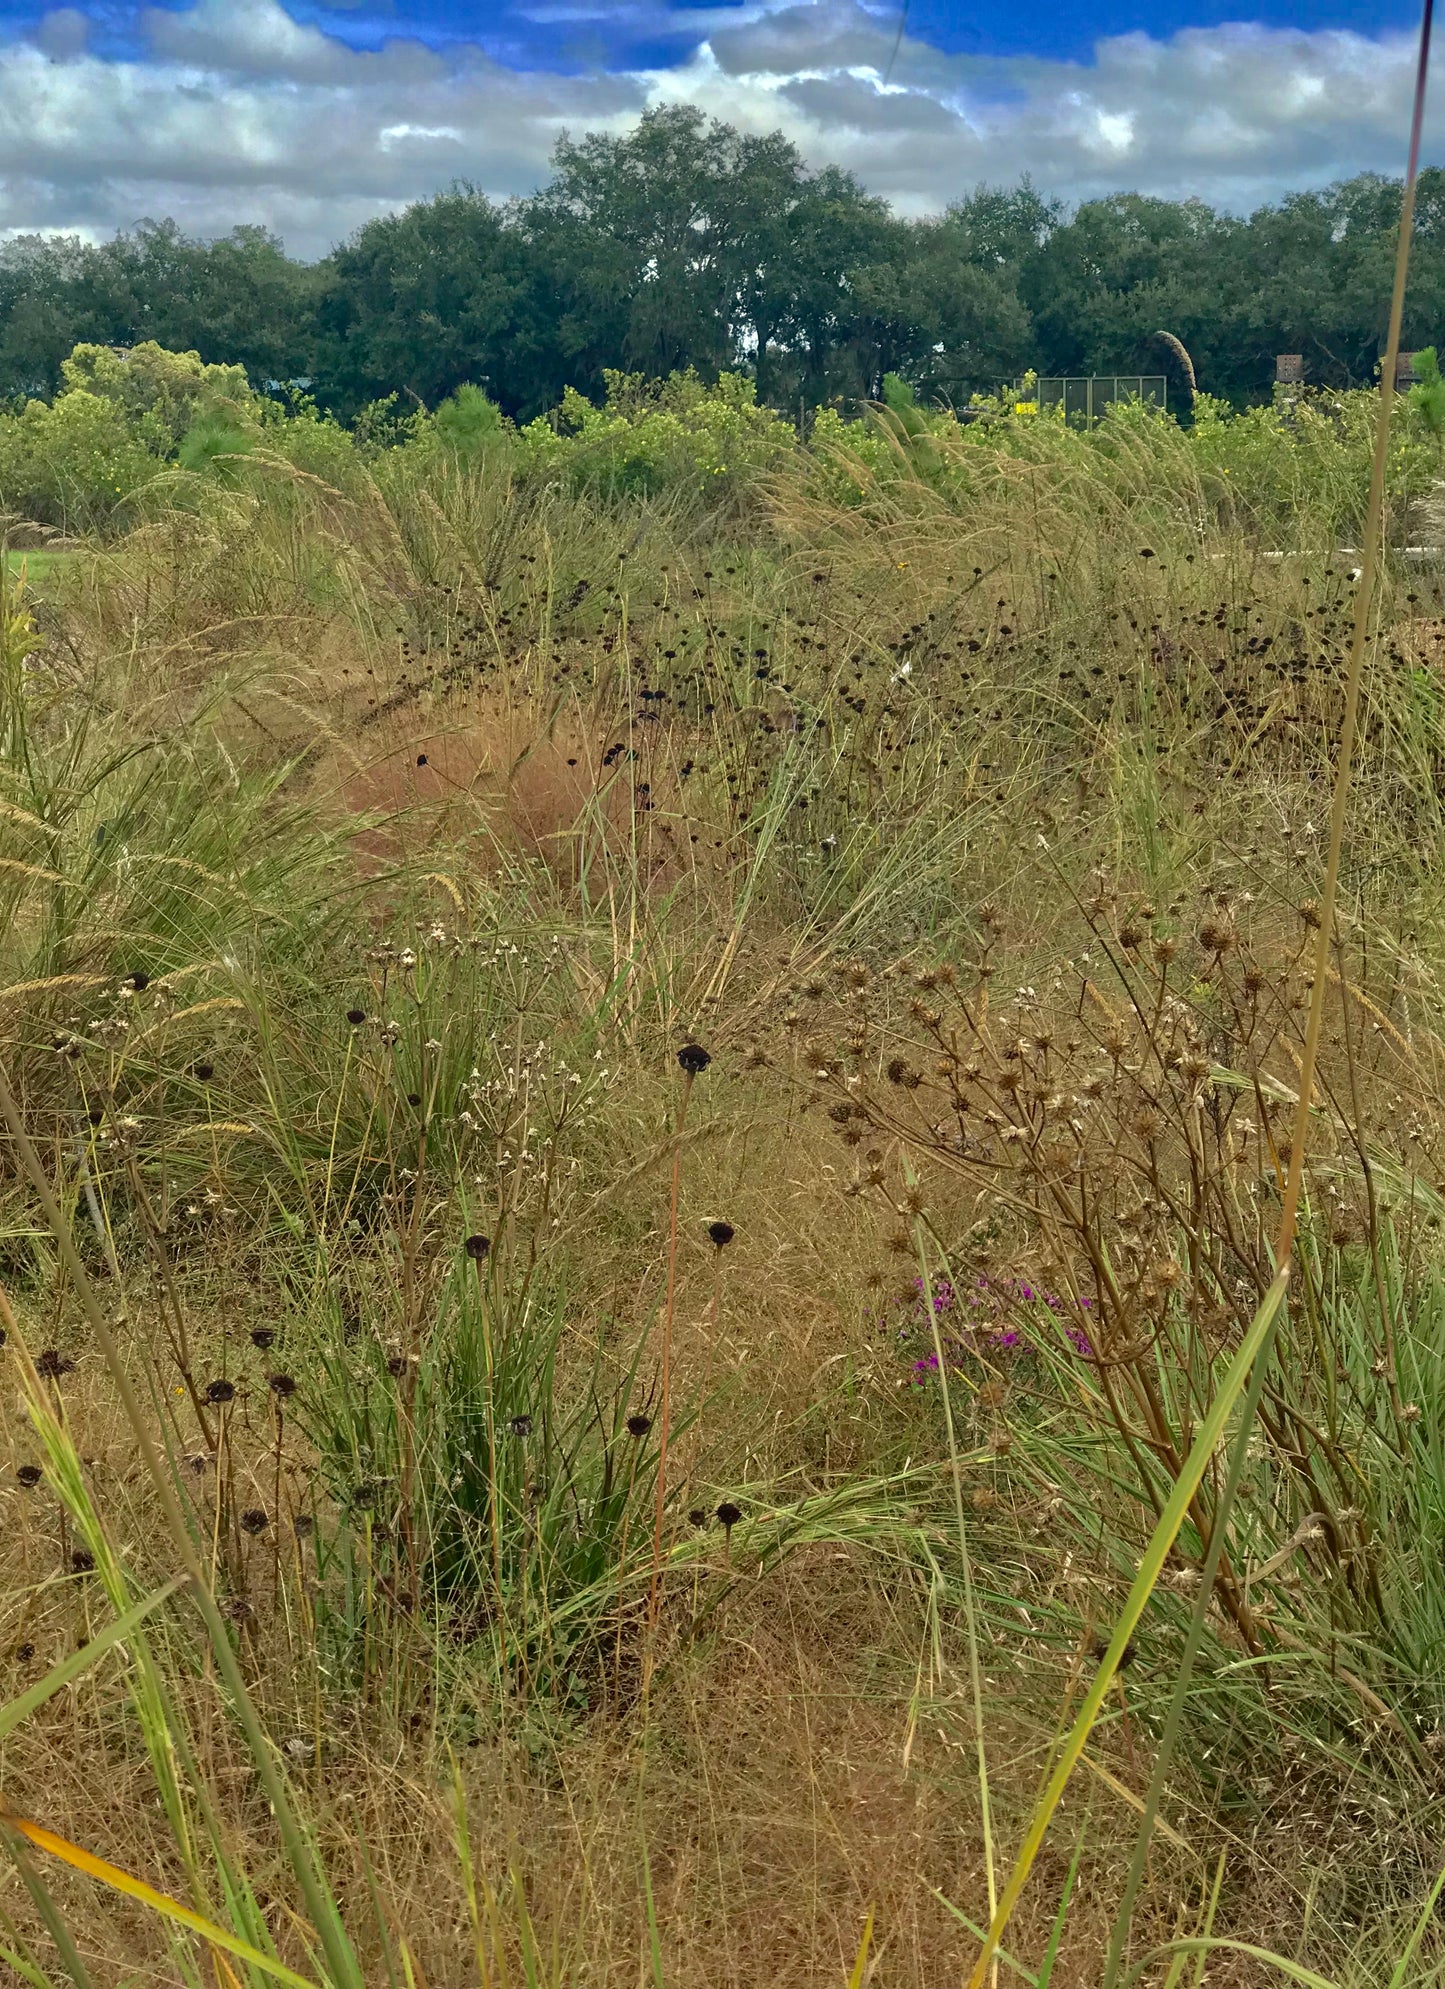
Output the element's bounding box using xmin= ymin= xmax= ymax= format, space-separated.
xmin=645 ymin=1067 xmax=694 ymax=1658
xmin=911 ymin=1200 xmax=998 ymax=1985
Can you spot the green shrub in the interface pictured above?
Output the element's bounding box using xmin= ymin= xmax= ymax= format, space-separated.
xmin=62 ymin=339 xmax=258 ymax=453
xmin=177 ymin=411 xmax=257 ymax=481
xmin=350 ymin=392 xmax=427 ymax=456
xmin=1408 ymin=345 xmax=1445 ymax=452
xmin=0 ymin=386 xmax=155 ymax=532
xmin=260 ymin=393 xmax=365 ymax=491
xmin=431 ymin=381 xmax=506 ymax=459
xmin=516 ymin=367 xmax=792 ymax=504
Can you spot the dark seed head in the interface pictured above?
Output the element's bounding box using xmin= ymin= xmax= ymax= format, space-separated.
xmin=205 ymin=1378 xmax=235 ymax=1405
xmin=192 ymin=1061 xmax=214 ymax=1081
xmin=716 ymin=1501 xmax=742 ymax=1529
xmin=508 ymin=1414 xmax=533 ymax=1438
xmin=127 ymin=972 xmax=150 ymax=991
xmin=677 ymin=1042 xmax=711 ymax=1076
xmin=626 ymin=1413 xmax=652 ymax=1439
xmin=70 ymin=1549 xmax=95 ymax=1573
xmin=268 ymin=1373 xmax=297 ymax=1399
xmin=250 ymin=1328 xmax=276 ymax=1350
xmin=346 ymin=1008 xmax=366 ymax=1027
xmin=407 ymin=1092 xmax=422 ymax=1107
xmin=416 ymin=754 xmax=428 ymax=767
xmin=16 ymin=1465 xmax=41 ymax=1488
xmin=240 ymin=1508 xmax=269 ymax=1535
xmin=35 ymin=1350 xmax=74 ymax=1381
xmin=88 ymin=1105 xmax=104 ymax=1125
xmin=386 ymin=1355 xmax=407 ymax=1378
xmin=706 ymin=1220 xmax=735 ymax=1248
xmin=688 ymin=1508 xmax=708 ymax=1528
xmin=14 ymin=1643 xmax=33 ymax=1662
xmin=464 ymin=1233 xmax=491 ymax=1262
xmin=1089 ymin=1632 xmax=1137 ymax=1666
xmin=293 ymin=1514 xmax=314 ymax=1538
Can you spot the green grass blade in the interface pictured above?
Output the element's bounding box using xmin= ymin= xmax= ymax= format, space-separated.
xmin=967 ymin=1267 xmax=1290 ymax=1989
xmin=1101 ymin=1251 xmax=1283 ymax=1989
xmin=1385 ymin=1865 xmax=1445 ymax=1989
xmin=5 ymin=1838 xmax=97 ymax=1989
xmin=1124 ymin=1939 xmax=1339 ymax=1989
xmin=927 ymin=1888 xmax=1037 ymax=1985
xmin=0 ymin=1937 xmax=61 ymax=1989
xmin=1036 ymin=1815 xmax=1088 ymax=1989
xmin=641 ymin=1832 xmax=666 ymax=1989
xmin=0 ymin=1577 xmax=188 ymax=1748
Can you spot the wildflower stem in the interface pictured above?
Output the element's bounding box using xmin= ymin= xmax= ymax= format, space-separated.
xmin=645 ymin=1068 xmax=694 ymax=1658
xmin=911 ymin=1200 xmax=998 ymax=1986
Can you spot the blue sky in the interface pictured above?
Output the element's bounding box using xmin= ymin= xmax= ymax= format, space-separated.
xmin=0 ymin=0 xmax=1423 ymax=65
xmin=292 ymin=0 xmax=1422 ymax=63
xmin=0 ymin=0 xmax=1436 ymax=253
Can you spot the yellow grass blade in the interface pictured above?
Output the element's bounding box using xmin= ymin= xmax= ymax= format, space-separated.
xmin=0 ymin=1802 xmax=323 ymax=1989
xmin=1075 ymin=1754 xmax=1196 ymax=1860
xmin=846 ymin=1905 xmax=874 ymax=1989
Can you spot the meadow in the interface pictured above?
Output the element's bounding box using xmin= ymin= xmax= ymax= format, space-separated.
xmin=3 ymin=356 xmax=1445 ymax=1987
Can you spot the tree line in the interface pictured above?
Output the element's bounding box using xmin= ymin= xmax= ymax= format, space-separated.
xmin=3 ymin=106 xmax=1443 ymax=421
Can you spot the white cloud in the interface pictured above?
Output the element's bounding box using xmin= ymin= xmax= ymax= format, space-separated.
xmin=378 ymin=124 xmax=465 ymax=152
xmin=1 ymin=0 xmax=1440 ymax=256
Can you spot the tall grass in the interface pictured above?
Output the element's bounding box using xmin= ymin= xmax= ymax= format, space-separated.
xmin=3 ymin=320 xmax=1445 ymax=1983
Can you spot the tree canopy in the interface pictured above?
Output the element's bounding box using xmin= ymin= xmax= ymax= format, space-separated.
xmin=1 ymin=109 xmax=1441 ymax=419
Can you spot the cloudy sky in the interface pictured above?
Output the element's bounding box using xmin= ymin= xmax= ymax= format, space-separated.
xmin=0 ymin=0 xmax=1436 ymax=256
